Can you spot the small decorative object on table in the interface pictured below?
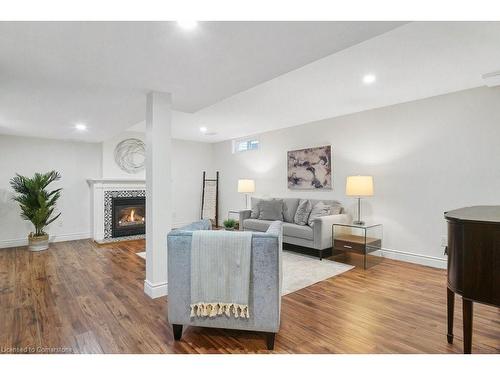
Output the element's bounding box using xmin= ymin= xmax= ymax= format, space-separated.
xmin=332 ymin=223 xmax=382 ymax=269
xmin=223 ymin=218 xmax=237 ymax=231
xmin=228 ymin=208 xmax=247 ymax=230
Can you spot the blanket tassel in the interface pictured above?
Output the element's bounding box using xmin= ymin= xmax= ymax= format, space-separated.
xmin=190 ymin=302 xmax=250 ymax=319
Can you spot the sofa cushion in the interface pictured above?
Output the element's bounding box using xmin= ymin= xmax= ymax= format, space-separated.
xmin=243 ymin=219 xmax=272 ymax=232
xmin=266 ymin=221 xmax=283 ymax=236
xmin=308 ymin=201 xmax=334 ymax=227
xmin=283 ymin=222 xmax=313 ymax=240
xmin=258 ymin=199 xmax=284 ymax=221
xmin=294 ymin=199 xmax=312 ymax=226
xmin=250 ymin=197 xmax=262 ymax=219
xmin=282 ymin=198 xmax=300 ymax=223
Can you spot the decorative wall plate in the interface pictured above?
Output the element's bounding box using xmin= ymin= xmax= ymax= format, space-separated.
xmin=114 ymin=138 xmax=145 ymax=174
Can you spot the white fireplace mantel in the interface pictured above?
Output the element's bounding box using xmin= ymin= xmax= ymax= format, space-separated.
xmin=87 ymin=178 xmax=146 ymax=186
xmin=88 ymin=178 xmax=146 ymax=243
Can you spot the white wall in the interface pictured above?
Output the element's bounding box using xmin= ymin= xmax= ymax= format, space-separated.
xmin=102 ymin=131 xmax=146 ymax=179
xmin=0 ymin=135 xmax=102 ymax=247
xmin=213 ymin=87 xmax=500 ymax=268
xmin=0 ymin=133 xmax=214 ymax=248
xmin=171 ymin=139 xmax=214 ymax=226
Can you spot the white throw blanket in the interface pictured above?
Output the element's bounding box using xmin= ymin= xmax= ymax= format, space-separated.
xmin=190 ymin=230 xmax=252 ymax=319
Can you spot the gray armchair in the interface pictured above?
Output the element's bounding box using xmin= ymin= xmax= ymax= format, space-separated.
xmin=167 ymin=220 xmax=283 ymax=350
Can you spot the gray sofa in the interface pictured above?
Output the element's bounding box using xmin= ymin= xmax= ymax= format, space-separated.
xmin=239 ymin=198 xmax=350 ymax=260
xmin=167 ymin=219 xmax=283 ymax=350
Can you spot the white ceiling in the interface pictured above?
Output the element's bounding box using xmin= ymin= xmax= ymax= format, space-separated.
xmin=0 ymin=21 xmax=404 ymax=142
xmin=190 ymin=21 xmax=500 ymax=142
xmin=1 ymin=21 xmax=499 ymax=143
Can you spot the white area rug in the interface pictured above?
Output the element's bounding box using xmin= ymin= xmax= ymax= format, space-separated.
xmin=281 ymin=251 xmax=353 ymax=295
xmin=135 ymin=250 xmax=353 ymax=295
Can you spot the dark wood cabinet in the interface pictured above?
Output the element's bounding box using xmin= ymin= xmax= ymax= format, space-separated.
xmin=445 ymin=206 xmax=500 ymax=353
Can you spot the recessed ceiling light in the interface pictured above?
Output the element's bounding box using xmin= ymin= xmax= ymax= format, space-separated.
xmin=177 ymin=20 xmax=198 ymax=30
xmin=199 ymin=126 xmax=208 ymax=133
xmin=75 ymin=123 xmax=87 ymax=131
xmin=362 ymin=74 xmax=376 ymax=85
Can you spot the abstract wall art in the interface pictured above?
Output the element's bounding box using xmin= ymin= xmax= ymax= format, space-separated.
xmin=287 ymin=145 xmax=332 ymax=190
xmin=114 ymin=138 xmax=146 ymax=174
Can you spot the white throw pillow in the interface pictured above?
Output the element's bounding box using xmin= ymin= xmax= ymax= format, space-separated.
xmin=294 ymin=199 xmax=313 ymax=226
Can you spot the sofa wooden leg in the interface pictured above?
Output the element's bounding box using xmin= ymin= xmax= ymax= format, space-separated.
xmin=173 ymin=324 xmax=183 ymax=341
xmin=266 ymin=332 xmax=276 ymax=350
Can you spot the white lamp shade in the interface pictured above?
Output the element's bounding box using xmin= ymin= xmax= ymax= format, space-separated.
xmin=346 ymin=176 xmax=374 ymax=196
xmin=238 ymin=179 xmax=255 ymax=193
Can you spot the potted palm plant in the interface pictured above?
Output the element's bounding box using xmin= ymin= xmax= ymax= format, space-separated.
xmin=10 ymin=171 xmax=62 ymax=251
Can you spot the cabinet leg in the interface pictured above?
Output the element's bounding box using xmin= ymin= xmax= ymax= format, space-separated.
xmin=172 ymin=324 xmax=183 ymax=341
xmin=447 ymin=287 xmax=454 ymax=344
xmin=462 ymin=299 xmax=473 ymax=354
xmin=266 ymin=332 xmax=276 ymax=350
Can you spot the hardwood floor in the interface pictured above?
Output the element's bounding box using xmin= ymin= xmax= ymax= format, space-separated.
xmin=0 ymin=239 xmax=498 ymax=354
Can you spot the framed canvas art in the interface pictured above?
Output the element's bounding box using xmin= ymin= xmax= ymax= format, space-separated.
xmin=287 ymin=145 xmax=332 ymax=190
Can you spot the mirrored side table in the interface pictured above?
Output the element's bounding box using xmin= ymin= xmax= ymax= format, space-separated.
xmin=332 ymin=223 xmax=383 ymax=269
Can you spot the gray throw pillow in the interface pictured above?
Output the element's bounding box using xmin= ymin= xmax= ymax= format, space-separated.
xmin=250 ymin=197 xmax=262 ymax=219
xmin=258 ymin=199 xmax=284 ymax=221
xmin=308 ymin=202 xmax=333 ymax=227
xmin=282 ymin=198 xmax=300 ymax=223
xmin=294 ymin=199 xmax=312 ymax=226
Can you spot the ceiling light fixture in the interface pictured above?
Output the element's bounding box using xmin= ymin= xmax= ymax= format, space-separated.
xmin=177 ymin=20 xmax=198 ymax=30
xmin=75 ymin=123 xmax=87 ymax=131
xmin=199 ymin=126 xmax=208 ymax=133
xmin=362 ymin=74 xmax=376 ymax=85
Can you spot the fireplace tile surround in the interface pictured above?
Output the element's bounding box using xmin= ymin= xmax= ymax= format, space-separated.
xmin=87 ymin=179 xmax=146 ymax=244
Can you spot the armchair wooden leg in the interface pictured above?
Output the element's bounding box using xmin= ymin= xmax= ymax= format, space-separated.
xmin=266 ymin=332 xmax=276 ymax=350
xmin=173 ymin=324 xmax=183 ymax=341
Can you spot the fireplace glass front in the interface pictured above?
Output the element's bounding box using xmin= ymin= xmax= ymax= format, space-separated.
xmin=111 ymin=197 xmax=146 ymax=238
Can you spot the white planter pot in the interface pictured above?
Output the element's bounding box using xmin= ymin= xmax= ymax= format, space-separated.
xmin=28 ymin=234 xmax=49 ymax=251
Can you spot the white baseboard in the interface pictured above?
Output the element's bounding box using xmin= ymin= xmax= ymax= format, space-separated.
xmin=1 ymin=220 xmax=194 ymax=249
xmin=0 ymin=232 xmax=91 ymax=249
xmin=144 ymin=279 xmax=168 ymax=298
xmin=372 ymin=247 xmax=447 ymax=269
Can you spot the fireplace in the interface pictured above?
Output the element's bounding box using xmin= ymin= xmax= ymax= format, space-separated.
xmin=111 ymin=196 xmax=146 ymax=238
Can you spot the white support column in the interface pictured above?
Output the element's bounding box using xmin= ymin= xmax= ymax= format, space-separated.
xmin=144 ymin=91 xmax=172 ymax=298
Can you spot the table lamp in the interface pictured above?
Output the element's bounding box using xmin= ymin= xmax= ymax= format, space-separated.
xmin=238 ymin=179 xmax=255 ymax=209
xmin=346 ymin=175 xmax=374 ymax=225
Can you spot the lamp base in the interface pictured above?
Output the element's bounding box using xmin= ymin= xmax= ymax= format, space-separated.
xmin=352 ymin=220 xmax=365 ymax=226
